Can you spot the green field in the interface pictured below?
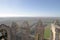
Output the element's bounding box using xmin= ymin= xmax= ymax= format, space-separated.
xmin=44 ymin=26 xmax=51 ymax=39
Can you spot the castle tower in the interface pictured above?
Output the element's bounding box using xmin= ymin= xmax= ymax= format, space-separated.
xmin=50 ymin=20 xmax=60 ymax=40
xmin=11 ymin=22 xmax=17 ymax=40
xmin=35 ymin=20 xmax=44 ymax=40
xmin=21 ymin=21 xmax=30 ymax=40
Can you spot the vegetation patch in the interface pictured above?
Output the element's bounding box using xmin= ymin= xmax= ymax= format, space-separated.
xmin=44 ymin=26 xmax=50 ymax=39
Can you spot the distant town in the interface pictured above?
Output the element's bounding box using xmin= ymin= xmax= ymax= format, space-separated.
xmin=0 ymin=17 xmax=60 ymax=40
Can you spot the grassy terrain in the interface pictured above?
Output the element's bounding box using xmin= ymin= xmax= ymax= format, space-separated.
xmin=44 ymin=26 xmax=51 ymax=39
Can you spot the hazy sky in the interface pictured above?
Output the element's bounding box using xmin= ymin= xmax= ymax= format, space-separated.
xmin=0 ymin=0 xmax=60 ymax=17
